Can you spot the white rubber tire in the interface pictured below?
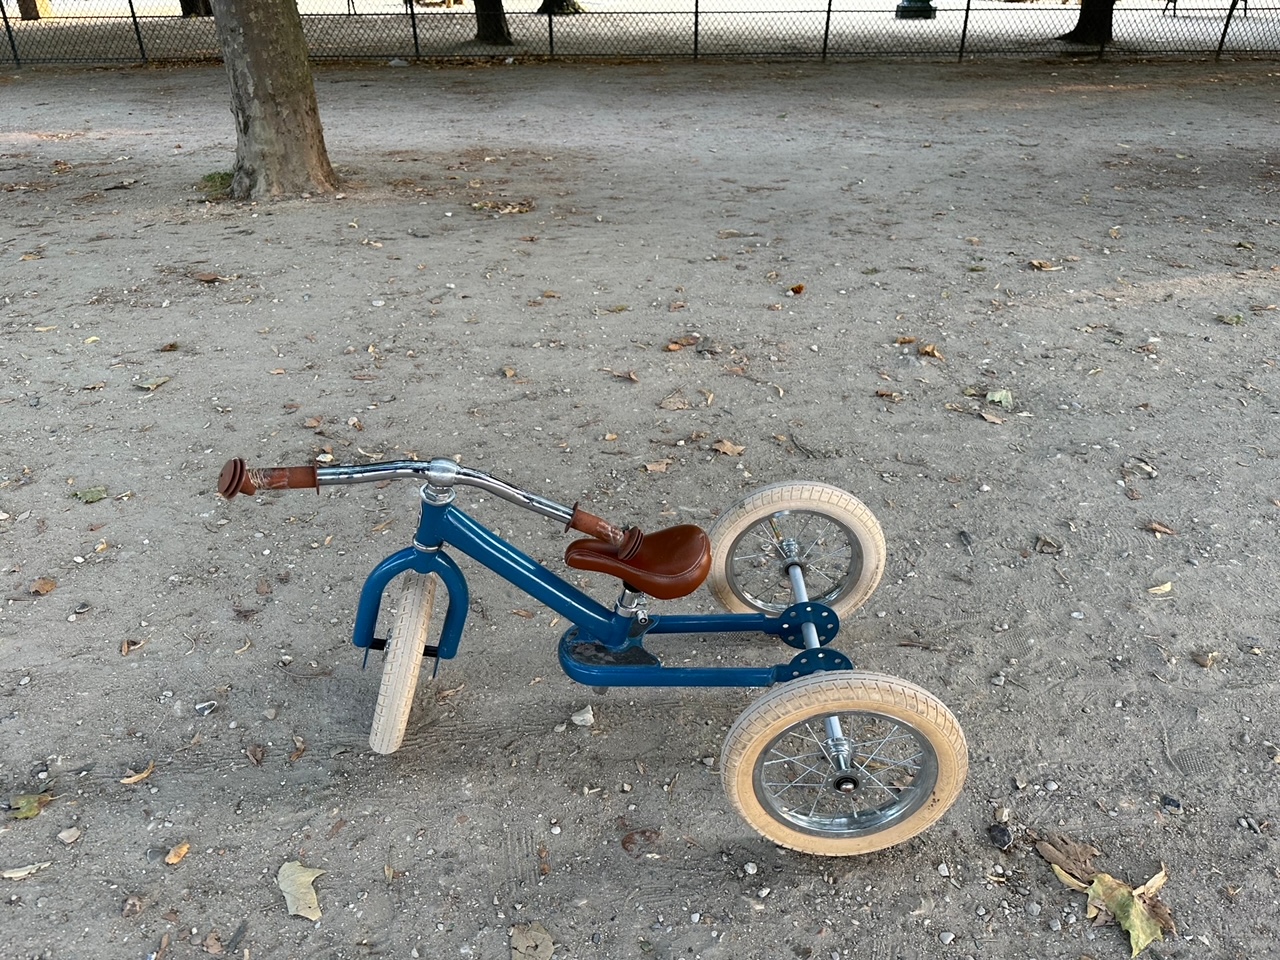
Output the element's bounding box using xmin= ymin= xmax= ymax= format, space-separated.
xmin=368 ymin=573 xmax=437 ymax=755
xmin=707 ymin=482 xmax=885 ymax=617
xmin=721 ymin=672 xmax=968 ymax=856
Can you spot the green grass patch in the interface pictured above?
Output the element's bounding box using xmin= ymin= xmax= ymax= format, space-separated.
xmin=199 ymin=170 xmax=234 ymax=199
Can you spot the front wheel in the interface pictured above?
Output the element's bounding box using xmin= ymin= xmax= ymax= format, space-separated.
xmin=706 ymin=482 xmax=885 ymax=618
xmin=721 ymin=672 xmax=967 ymax=856
xmin=369 ymin=573 xmax=437 ymax=755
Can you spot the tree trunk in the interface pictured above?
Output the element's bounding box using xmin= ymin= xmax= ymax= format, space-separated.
xmin=17 ymin=0 xmax=53 ymax=21
xmin=1058 ymin=0 xmax=1115 ymax=45
xmin=474 ymin=0 xmax=513 ymax=44
xmin=180 ymin=0 xmax=214 ymax=16
xmin=209 ymin=0 xmax=337 ymax=200
xmin=536 ymin=0 xmax=585 ymax=14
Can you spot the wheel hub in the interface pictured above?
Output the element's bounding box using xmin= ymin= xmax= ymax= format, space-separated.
xmin=832 ymin=774 xmax=860 ymax=794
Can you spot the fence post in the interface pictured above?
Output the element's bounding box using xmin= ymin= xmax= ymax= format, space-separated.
xmin=547 ymin=10 xmax=553 ymax=55
xmin=127 ymin=0 xmax=147 ymax=61
xmin=957 ymin=0 xmax=971 ymax=60
xmin=694 ymin=0 xmax=699 ymax=59
xmin=408 ymin=1 xmax=420 ymax=58
xmin=821 ymin=0 xmax=832 ymax=59
xmin=0 ymin=0 xmax=20 ymax=67
xmin=1215 ymin=0 xmax=1241 ymax=59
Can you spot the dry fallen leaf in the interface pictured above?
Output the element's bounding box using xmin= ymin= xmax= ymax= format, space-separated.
xmin=119 ymin=760 xmax=156 ymax=785
xmin=986 ymin=389 xmax=1014 ymax=409
xmin=8 ymin=792 xmax=54 ymax=820
xmin=1145 ymin=520 xmax=1178 ymax=537
xmin=918 ymin=343 xmax=945 ymax=361
xmin=73 ymin=486 xmax=109 ymax=503
xmin=601 ymin=368 xmax=640 ymax=383
xmin=1086 ymin=872 xmax=1166 ymax=957
xmin=644 ymin=459 xmax=674 ymax=474
xmin=2 ymin=861 xmax=52 ymax=880
xmin=1148 ymin=582 xmax=1173 ymax=595
xmin=712 ymin=439 xmax=745 ymax=457
xmin=164 ymin=842 xmax=190 ymax=866
xmin=29 ymin=577 xmax=57 ymax=596
xmin=1029 ymin=259 xmax=1063 ymax=271
xmin=510 ymin=922 xmax=556 ymax=960
xmin=134 ymin=376 xmax=171 ymax=392
xmin=657 ymin=391 xmax=690 ymax=411
xmin=277 ymin=860 xmax=326 ymax=920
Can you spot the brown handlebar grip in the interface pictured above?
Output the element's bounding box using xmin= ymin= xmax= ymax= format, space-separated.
xmin=566 ymin=503 xmax=643 ymax=557
xmin=218 ymin=458 xmax=319 ymax=499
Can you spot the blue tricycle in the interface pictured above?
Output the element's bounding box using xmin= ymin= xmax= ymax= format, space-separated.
xmin=219 ymin=456 xmax=966 ymax=856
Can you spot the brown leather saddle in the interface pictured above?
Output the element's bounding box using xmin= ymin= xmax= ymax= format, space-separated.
xmin=564 ymin=523 xmax=711 ymax=600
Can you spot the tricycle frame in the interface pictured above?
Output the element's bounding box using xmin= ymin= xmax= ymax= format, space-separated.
xmin=350 ymin=482 xmax=850 ymax=689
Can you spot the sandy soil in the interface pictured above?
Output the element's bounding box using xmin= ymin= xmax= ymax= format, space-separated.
xmin=2 ymin=58 xmax=1279 ymax=960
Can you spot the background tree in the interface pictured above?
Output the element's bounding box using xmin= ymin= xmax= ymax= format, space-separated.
xmin=474 ymin=0 xmax=514 ymax=44
xmin=180 ymin=0 xmax=214 ymax=15
xmin=1058 ymin=0 xmax=1115 ymax=45
xmin=17 ymin=0 xmax=52 ymax=20
xmin=209 ymin=0 xmax=337 ymax=200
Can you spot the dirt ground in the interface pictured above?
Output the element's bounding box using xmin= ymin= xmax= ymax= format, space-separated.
xmin=2 ymin=56 xmax=1279 ymax=960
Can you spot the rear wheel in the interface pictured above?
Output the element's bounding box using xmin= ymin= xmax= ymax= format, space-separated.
xmin=721 ymin=672 xmax=967 ymax=856
xmin=369 ymin=573 xmax=437 ymax=755
xmin=707 ymin=482 xmax=885 ymax=618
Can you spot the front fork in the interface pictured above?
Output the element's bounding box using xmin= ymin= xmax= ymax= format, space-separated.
xmin=781 ymin=536 xmax=856 ymax=786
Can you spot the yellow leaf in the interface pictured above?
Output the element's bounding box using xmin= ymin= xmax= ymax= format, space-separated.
xmin=120 ymin=760 xmax=156 ymax=785
xmin=1051 ymin=862 xmax=1090 ymax=893
xmin=1086 ymin=873 xmax=1164 ymax=957
xmin=1147 ymin=582 xmax=1173 ymax=595
xmin=277 ymin=860 xmax=326 ymax=920
xmin=164 ymin=842 xmax=190 ymax=865
xmin=1134 ymin=865 xmax=1168 ymax=898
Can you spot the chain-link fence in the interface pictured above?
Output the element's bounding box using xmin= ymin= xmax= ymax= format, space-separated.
xmin=1 ymin=0 xmax=1274 ymax=65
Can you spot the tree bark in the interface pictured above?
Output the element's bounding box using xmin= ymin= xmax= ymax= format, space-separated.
xmin=17 ymin=0 xmax=53 ymax=21
xmin=536 ymin=0 xmax=585 ymax=14
xmin=180 ymin=0 xmax=214 ymax=16
xmin=209 ymin=0 xmax=337 ymax=200
xmin=1058 ymin=0 xmax=1115 ymax=45
xmin=474 ymin=0 xmax=513 ymax=44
